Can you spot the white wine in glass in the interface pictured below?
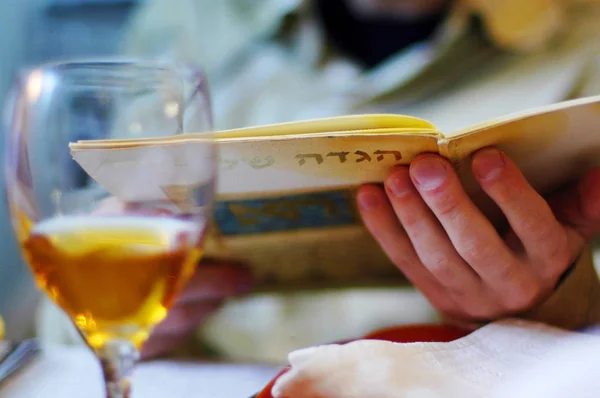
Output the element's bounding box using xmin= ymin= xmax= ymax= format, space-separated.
xmin=4 ymin=60 xmax=216 ymax=398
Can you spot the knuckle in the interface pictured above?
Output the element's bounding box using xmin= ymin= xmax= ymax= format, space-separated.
xmin=433 ymin=195 xmax=461 ymax=219
xmin=521 ymin=218 xmax=546 ymax=240
xmin=425 ymin=256 xmax=458 ymax=283
xmin=524 ymin=217 xmax=557 ymax=246
xmin=459 ymin=240 xmax=497 ymax=264
xmin=501 ymin=281 xmax=543 ymax=312
xmin=530 ymin=229 xmax=571 ymax=280
xmin=496 ymin=263 xmax=520 ymax=286
xmin=492 ymin=181 xmax=523 ymax=206
xmin=546 ymin=231 xmax=570 ymax=265
xmin=398 ymin=209 xmax=423 ymax=229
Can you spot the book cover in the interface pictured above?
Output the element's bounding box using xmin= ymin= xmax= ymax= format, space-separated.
xmin=68 ymin=95 xmax=600 ymax=290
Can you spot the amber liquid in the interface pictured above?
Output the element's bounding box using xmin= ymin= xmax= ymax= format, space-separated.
xmin=21 ymin=216 xmax=203 ymax=349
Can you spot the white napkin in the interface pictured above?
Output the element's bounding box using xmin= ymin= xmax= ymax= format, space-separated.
xmin=272 ymin=319 xmax=600 ymax=398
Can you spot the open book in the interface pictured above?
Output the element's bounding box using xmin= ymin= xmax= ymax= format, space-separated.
xmin=69 ymin=95 xmax=600 ymax=291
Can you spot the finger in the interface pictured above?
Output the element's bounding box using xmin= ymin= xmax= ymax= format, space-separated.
xmin=356 ymin=184 xmax=459 ymax=316
xmin=140 ymin=335 xmax=183 ymax=361
xmin=384 ymin=167 xmax=483 ymax=293
xmin=176 ymin=262 xmax=254 ymax=304
xmin=142 ymin=299 xmax=223 ymax=359
xmin=152 ymin=299 xmax=223 ymax=336
xmin=548 ymin=167 xmax=600 ymax=242
xmin=472 ymin=148 xmax=570 ymax=274
xmin=409 ymin=154 xmax=535 ymax=298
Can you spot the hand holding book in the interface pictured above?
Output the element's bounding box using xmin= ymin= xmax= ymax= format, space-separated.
xmin=357 ymin=147 xmax=600 ymax=329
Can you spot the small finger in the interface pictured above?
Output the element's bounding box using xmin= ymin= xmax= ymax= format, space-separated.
xmin=177 ymin=262 xmax=254 ymax=304
xmin=549 ymin=167 xmax=600 ymax=242
xmin=142 ymin=299 xmax=223 ymax=359
xmin=472 ymin=148 xmax=569 ymax=275
xmin=152 ymin=299 xmax=223 ymax=336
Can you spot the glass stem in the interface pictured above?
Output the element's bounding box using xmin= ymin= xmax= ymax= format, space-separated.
xmin=97 ymin=341 xmax=139 ymax=398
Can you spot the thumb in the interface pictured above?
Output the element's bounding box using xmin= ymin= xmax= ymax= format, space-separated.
xmin=548 ymin=167 xmax=600 ymax=241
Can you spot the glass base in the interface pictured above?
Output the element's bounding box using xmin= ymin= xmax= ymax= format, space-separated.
xmin=98 ymin=340 xmax=139 ymax=398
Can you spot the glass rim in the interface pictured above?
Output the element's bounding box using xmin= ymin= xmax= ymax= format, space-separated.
xmin=21 ymin=55 xmax=195 ymax=68
xmin=8 ymin=56 xmax=212 ymax=123
xmin=14 ymin=57 xmax=208 ymax=84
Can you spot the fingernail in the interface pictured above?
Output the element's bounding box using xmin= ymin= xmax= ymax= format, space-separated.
xmin=386 ymin=168 xmax=413 ymax=198
xmin=411 ymin=157 xmax=447 ymax=190
xmin=473 ymin=148 xmax=505 ymax=181
xmin=357 ymin=191 xmax=380 ymax=211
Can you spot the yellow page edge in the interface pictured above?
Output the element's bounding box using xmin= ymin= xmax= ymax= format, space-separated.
xmin=70 ymin=127 xmax=441 ymax=150
xmin=210 ymin=114 xmax=437 ymax=139
xmin=69 ymin=114 xmax=439 ymax=149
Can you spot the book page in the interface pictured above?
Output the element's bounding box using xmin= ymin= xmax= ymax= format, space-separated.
xmin=442 ymin=95 xmax=600 ymax=227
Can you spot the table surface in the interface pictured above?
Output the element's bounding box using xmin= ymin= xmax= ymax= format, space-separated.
xmin=0 ymin=344 xmax=282 ymax=398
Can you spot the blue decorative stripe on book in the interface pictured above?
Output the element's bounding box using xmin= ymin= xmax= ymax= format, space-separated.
xmin=214 ymin=190 xmax=359 ymax=236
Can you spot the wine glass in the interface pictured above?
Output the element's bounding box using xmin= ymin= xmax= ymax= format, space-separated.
xmin=3 ymin=59 xmax=216 ymax=397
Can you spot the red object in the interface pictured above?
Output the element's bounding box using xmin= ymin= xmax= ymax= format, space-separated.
xmin=254 ymin=324 xmax=469 ymax=398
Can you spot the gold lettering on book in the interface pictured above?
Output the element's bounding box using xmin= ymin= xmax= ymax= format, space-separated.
xmin=373 ymin=150 xmax=402 ymax=161
xmin=295 ymin=154 xmax=324 ymax=166
xmin=327 ymin=152 xmax=350 ymax=163
xmin=354 ymin=151 xmax=371 ymax=163
xmin=217 ymin=156 xmax=239 ymax=170
xmin=244 ymin=156 xmax=275 ymax=169
xmin=295 ymin=150 xmax=402 ymax=165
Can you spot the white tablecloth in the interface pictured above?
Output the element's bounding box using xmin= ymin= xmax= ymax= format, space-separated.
xmin=0 ymin=344 xmax=282 ymax=398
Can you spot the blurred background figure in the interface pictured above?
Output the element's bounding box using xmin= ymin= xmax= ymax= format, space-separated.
xmin=2 ymin=0 xmax=600 ymax=364
xmin=123 ymin=0 xmax=600 ymax=132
